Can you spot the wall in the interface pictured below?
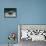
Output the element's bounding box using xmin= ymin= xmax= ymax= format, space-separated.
xmin=19 ymin=0 xmax=46 ymax=24
xmin=0 ymin=0 xmax=19 ymax=44
xmin=0 ymin=0 xmax=46 ymax=45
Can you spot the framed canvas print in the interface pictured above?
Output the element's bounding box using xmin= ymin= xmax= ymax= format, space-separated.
xmin=18 ymin=24 xmax=46 ymax=41
xmin=18 ymin=24 xmax=46 ymax=46
xmin=4 ymin=8 xmax=17 ymax=18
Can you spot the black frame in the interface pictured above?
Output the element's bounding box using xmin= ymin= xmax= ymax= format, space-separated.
xmin=4 ymin=8 xmax=17 ymax=18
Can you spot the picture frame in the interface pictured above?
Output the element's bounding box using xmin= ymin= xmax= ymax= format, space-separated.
xmin=18 ymin=24 xmax=46 ymax=41
xmin=4 ymin=8 xmax=17 ymax=18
